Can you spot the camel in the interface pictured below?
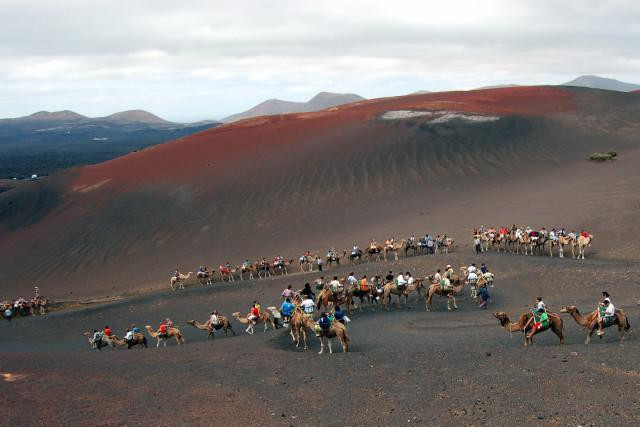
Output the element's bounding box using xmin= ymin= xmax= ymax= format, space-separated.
xmin=572 ymin=234 xmax=593 ymax=260
xmin=380 ymin=279 xmax=426 ymax=310
xmin=316 ymin=286 xmax=353 ymax=314
xmin=238 ymin=263 xmax=256 ymax=280
xmin=493 ymin=311 xmax=564 ymax=346
xmin=196 ymin=269 xmax=213 ymax=286
xmin=30 ymin=297 xmax=48 ymax=315
xmin=346 ymin=249 xmax=362 ymax=265
xmin=110 ymin=333 xmax=148 ymax=349
xmin=532 ymin=235 xmax=548 ymax=256
xmin=289 ymin=306 xmax=316 ymax=350
xmin=366 ymin=243 xmax=384 ymax=262
xmin=187 ymin=316 xmax=235 ymax=339
xmin=272 ymin=259 xmax=292 ymax=276
xmin=404 ymin=240 xmax=419 ymax=257
xmin=145 ymin=325 xmax=185 ymax=347
xmin=314 ymin=320 xmax=350 ymax=354
xmin=299 ymin=254 xmax=315 ymax=272
xmin=560 ymin=305 xmax=631 ymax=344
xmin=83 ymin=332 xmax=115 ymax=351
xmin=476 ymin=232 xmax=491 ymax=253
xmin=424 ymin=277 xmax=465 ymax=311
xmin=549 ymin=235 xmax=573 ymax=258
xmin=383 ymin=239 xmax=406 ymax=261
xmin=232 ymin=310 xmax=279 ymax=334
xmin=257 ymin=261 xmax=271 ymax=278
xmin=170 ymin=272 xmax=193 ymax=291
xmin=218 ymin=265 xmax=235 ymax=283
xmin=435 ymin=237 xmax=454 ymax=254
xmin=517 ymin=233 xmax=532 ymax=255
xmin=326 ymin=251 xmax=342 ymax=267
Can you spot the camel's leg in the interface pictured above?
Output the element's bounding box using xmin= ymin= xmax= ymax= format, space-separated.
xmin=264 ymin=322 xmax=269 ymax=333
xmin=290 ymin=327 xmax=296 ymax=342
xmin=318 ymin=337 xmax=324 ymax=354
xmin=617 ymin=324 xmax=625 ymax=343
xmin=302 ymin=329 xmax=308 ymax=350
xmin=452 ymin=296 xmax=458 ymax=309
xmin=328 ymin=338 xmax=333 ymax=354
xmin=586 ymin=328 xmax=594 ymax=345
xmin=394 ymin=252 xmax=399 ymax=261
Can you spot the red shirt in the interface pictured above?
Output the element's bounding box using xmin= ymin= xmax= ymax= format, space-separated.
xmin=159 ymin=324 xmax=167 ymax=333
xmin=104 ymin=327 xmax=111 ymax=336
xmin=581 ymin=231 xmax=589 ymax=238
xmin=251 ymin=307 xmax=259 ymax=317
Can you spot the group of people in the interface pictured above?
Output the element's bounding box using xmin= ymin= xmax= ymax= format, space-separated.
xmin=278 ymin=283 xmax=348 ymax=333
xmin=1 ymin=286 xmax=45 ymax=321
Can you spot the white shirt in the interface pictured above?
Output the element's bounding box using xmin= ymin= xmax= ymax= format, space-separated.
xmin=210 ymin=315 xmax=218 ymax=325
xmin=536 ymin=301 xmax=545 ymax=312
xmin=347 ymin=275 xmax=357 ymax=285
xmin=397 ymin=274 xmax=406 ymax=285
xmin=407 ymin=276 xmax=414 ymax=286
xmin=302 ymin=299 xmax=315 ymax=314
xmin=604 ymin=303 xmax=615 ymax=316
xmin=467 ymin=265 xmax=477 ymax=274
xmin=468 ymin=272 xmax=478 ymax=282
xmin=125 ymin=331 xmax=133 ymax=340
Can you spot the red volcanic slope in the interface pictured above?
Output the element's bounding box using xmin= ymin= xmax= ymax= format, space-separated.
xmin=7 ymin=85 xmax=640 ymax=299
xmin=73 ymin=86 xmax=573 ymax=190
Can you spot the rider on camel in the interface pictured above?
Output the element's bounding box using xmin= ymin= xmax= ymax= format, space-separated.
xmin=527 ymin=297 xmax=548 ymax=338
xmin=158 ymin=321 xmax=168 ymax=338
xmin=329 ymin=276 xmax=343 ymax=298
xmin=597 ymin=296 xmax=616 ymax=336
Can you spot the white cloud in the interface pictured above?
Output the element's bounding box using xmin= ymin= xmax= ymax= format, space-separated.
xmin=0 ymin=0 xmax=639 ymax=121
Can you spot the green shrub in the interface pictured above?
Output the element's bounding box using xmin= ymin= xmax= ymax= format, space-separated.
xmin=589 ymin=152 xmax=616 ymax=162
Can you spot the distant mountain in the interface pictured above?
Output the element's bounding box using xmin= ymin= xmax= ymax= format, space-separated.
xmin=12 ymin=110 xmax=87 ymax=122
xmin=101 ymin=110 xmax=171 ymax=125
xmin=562 ymin=75 xmax=640 ymax=92
xmin=409 ymin=90 xmax=431 ymax=95
xmin=222 ymin=91 xmax=364 ymax=123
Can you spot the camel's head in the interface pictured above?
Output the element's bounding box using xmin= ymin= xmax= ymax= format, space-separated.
xmin=187 ymin=320 xmax=196 ymax=325
xmin=83 ymin=332 xmax=91 ymax=337
xmin=232 ymin=312 xmax=241 ymax=318
xmin=560 ymin=306 xmax=577 ymax=314
xmin=493 ymin=312 xmax=510 ymax=326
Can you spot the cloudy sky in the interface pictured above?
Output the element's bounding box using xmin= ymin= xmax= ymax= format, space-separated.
xmin=1 ymin=0 xmax=638 ymax=121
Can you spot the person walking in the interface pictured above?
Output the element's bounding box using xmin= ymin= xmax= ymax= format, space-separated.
xmin=316 ymin=256 xmax=323 ymax=272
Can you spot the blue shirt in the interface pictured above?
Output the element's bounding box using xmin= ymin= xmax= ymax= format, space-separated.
xmin=319 ymin=316 xmax=331 ymax=330
xmin=280 ymin=301 xmax=294 ymax=316
xmin=334 ymin=307 xmax=345 ymax=321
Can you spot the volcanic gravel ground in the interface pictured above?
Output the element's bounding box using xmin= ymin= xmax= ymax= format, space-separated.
xmin=2 ymin=252 xmax=640 ymax=425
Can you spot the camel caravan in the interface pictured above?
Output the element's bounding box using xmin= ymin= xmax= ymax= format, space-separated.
xmin=85 ymin=263 xmax=632 ymax=354
xmin=169 ymin=233 xmax=455 ymax=291
xmin=473 ymin=226 xmax=593 ymax=259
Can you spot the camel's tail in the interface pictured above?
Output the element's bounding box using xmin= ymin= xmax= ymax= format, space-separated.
xmin=625 ymin=317 xmax=631 ymax=331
